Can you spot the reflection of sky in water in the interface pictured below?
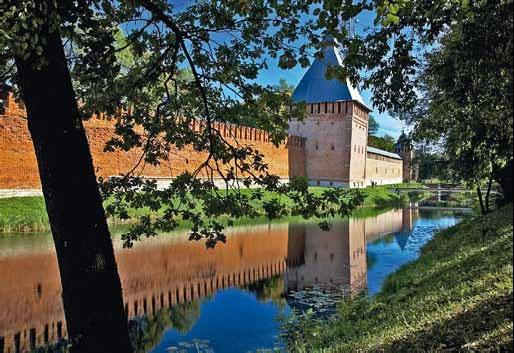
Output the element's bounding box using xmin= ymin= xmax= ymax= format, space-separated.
xmin=366 ymin=216 xmax=460 ymax=295
xmin=150 ymin=288 xmax=290 ymax=353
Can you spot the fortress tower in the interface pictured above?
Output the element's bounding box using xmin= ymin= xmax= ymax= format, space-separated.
xmin=289 ymin=39 xmax=372 ymax=188
xmin=395 ymin=132 xmax=417 ymax=182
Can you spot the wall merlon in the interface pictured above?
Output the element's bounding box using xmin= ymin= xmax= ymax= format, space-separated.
xmin=0 ymin=91 xmax=283 ymax=145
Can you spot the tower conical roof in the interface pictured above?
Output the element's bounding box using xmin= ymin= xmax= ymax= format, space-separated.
xmin=291 ymin=44 xmax=370 ymax=110
xmin=394 ymin=232 xmax=410 ymax=251
xmin=396 ymin=131 xmax=412 ymax=151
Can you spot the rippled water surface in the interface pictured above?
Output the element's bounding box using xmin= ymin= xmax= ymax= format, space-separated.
xmin=0 ymin=206 xmax=468 ymax=353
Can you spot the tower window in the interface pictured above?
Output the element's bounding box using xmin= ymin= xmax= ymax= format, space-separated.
xmin=338 ymin=102 xmax=341 ymax=114
xmin=317 ymin=103 xmax=321 ymax=113
xmin=310 ymin=104 xmax=313 ymax=114
xmin=324 ymin=102 xmax=328 ymax=114
xmin=331 ymin=145 xmax=334 ymax=151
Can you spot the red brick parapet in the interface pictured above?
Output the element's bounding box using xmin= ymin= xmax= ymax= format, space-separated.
xmin=0 ymin=91 xmax=306 ymax=190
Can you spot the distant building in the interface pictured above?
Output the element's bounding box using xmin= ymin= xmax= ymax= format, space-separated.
xmin=395 ymin=131 xmax=418 ymax=182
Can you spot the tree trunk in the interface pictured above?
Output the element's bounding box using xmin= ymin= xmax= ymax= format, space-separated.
xmin=14 ymin=22 xmax=132 ymax=353
xmin=484 ymin=175 xmax=493 ymax=213
xmin=477 ymin=185 xmax=486 ymax=215
xmin=494 ymin=159 xmax=513 ymax=206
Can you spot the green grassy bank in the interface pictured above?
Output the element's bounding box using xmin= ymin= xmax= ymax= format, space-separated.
xmin=0 ymin=183 xmax=425 ymax=233
xmin=285 ymin=204 xmax=513 ymax=352
xmin=0 ymin=196 xmax=49 ymax=233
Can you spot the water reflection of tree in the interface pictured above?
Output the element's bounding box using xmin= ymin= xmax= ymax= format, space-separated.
xmin=31 ymin=340 xmax=69 ymax=353
xmin=129 ymin=300 xmax=202 ymax=353
xmin=26 ymin=301 xmax=202 ymax=353
xmin=418 ymin=209 xmax=469 ymax=220
xmin=247 ymin=275 xmax=286 ymax=308
xmin=169 ymin=301 xmax=201 ymax=334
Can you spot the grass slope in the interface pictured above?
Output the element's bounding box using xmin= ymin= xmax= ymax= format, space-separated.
xmin=288 ymin=204 xmax=513 ymax=352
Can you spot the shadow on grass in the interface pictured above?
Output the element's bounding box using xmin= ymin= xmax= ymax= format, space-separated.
xmin=380 ymin=292 xmax=513 ymax=352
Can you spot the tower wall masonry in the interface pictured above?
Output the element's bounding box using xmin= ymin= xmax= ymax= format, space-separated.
xmin=289 ymin=101 xmax=402 ymax=188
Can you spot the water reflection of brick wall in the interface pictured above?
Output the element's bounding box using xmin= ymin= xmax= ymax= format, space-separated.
xmin=285 ymin=219 xmax=368 ymax=293
xmin=285 ymin=207 xmax=419 ymax=293
xmin=0 ymin=251 xmax=66 ymax=353
xmin=364 ymin=208 xmax=418 ymax=242
xmin=0 ymin=224 xmax=294 ymax=353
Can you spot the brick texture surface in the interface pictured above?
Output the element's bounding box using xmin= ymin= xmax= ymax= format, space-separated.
xmin=0 ymin=94 xmax=306 ymax=189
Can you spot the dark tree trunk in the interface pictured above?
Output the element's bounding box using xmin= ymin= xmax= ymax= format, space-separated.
xmin=485 ymin=175 xmax=493 ymax=213
xmin=494 ymin=159 xmax=513 ymax=206
xmin=477 ymin=185 xmax=486 ymax=215
xmin=14 ymin=21 xmax=132 ymax=353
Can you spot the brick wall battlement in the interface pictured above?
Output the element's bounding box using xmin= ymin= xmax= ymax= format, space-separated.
xmin=0 ymin=92 xmax=305 ymax=146
xmin=0 ymin=92 xmax=306 ymax=190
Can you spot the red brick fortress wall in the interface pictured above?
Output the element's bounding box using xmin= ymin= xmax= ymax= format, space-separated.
xmin=0 ymin=113 xmax=41 ymax=189
xmin=0 ymin=93 xmax=306 ymax=190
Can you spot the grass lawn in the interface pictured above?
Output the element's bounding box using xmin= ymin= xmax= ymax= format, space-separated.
xmin=285 ymin=204 xmax=513 ymax=352
xmin=0 ymin=196 xmax=49 ymax=233
xmin=0 ymin=183 xmax=426 ymax=234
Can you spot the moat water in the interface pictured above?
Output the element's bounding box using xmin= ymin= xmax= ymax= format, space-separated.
xmin=0 ymin=206 xmax=468 ymax=353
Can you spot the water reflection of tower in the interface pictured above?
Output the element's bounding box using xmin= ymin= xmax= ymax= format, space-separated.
xmin=285 ymin=220 xmax=367 ymax=295
xmin=402 ymin=206 xmax=419 ymax=234
xmin=395 ymin=206 xmax=420 ymax=250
